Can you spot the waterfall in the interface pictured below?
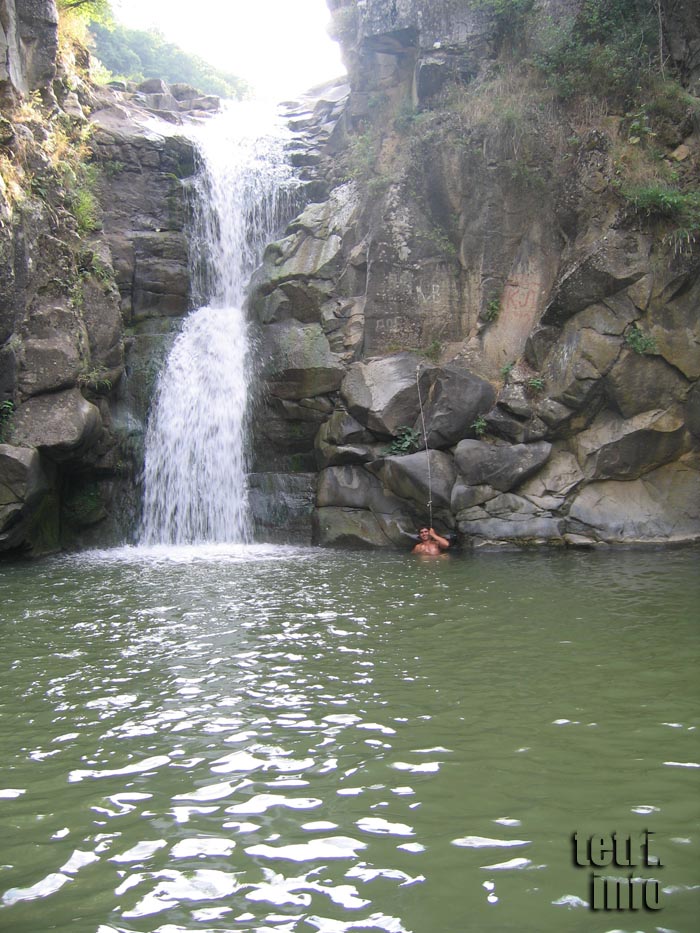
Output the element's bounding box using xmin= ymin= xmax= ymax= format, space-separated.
xmin=140 ymin=102 xmax=297 ymax=545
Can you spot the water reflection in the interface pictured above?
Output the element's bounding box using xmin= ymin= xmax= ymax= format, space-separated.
xmin=0 ymin=546 xmax=698 ymax=931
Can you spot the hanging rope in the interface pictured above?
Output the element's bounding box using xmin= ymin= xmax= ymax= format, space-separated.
xmin=416 ymin=364 xmax=433 ymax=528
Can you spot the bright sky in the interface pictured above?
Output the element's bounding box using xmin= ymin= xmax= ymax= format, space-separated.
xmin=111 ymin=0 xmax=346 ymax=100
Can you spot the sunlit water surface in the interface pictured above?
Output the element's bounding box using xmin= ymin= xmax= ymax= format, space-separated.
xmin=0 ymin=546 xmax=698 ymax=933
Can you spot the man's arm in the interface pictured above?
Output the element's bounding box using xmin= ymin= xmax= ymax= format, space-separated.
xmin=429 ymin=528 xmax=450 ymax=549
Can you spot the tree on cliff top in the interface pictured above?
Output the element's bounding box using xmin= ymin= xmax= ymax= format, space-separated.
xmin=89 ymin=22 xmax=250 ymax=100
xmin=57 ymin=0 xmax=113 ymax=25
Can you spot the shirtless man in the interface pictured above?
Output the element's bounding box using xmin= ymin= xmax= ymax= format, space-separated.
xmin=412 ymin=526 xmax=450 ymax=555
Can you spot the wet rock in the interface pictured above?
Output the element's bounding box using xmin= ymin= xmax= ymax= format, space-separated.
xmin=573 ymin=408 xmax=687 ymax=481
xmin=457 ymin=513 xmax=562 ymax=542
xmin=454 ymin=439 xmax=552 ymax=492
xmin=313 ymin=506 xmax=393 ymax=547
xmin=0 ymin=444 xmax=49 ymax=550
xmin=248 ymin=472 xmax=316 ymax=544
xmin=316 ymin=463 xmax=417 ymax=545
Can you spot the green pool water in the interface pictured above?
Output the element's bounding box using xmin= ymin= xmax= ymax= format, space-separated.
xmin=0 ymin=544 xmax=698 ymax=932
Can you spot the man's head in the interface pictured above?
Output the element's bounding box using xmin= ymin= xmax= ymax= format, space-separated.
xmin=418 ymin=528 xmax=430 ymax=539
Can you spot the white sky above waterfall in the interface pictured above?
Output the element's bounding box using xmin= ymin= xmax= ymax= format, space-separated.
xmin=111 ymin=0 xmax=346 ymax=100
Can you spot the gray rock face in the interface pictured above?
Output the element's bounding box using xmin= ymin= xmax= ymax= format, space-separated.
xmin=413 ymin=365 xmax=495 ymax=448
xmin=314 ymin=410 xmax=384 ymax=467
xmin=454 ymin=440 xmax=552 ymax=492
xmin=605 ymin=350 xmax=689 ymax=419
xmin=0 ymin=443 xmax=49 ymax=548
xmin=341 ymin=353 xmax=424 ymax=436
xmin=12 ymin=389 xmax=102 ymax=460
xmin=543 ymin=232 xmax=652 ymax=326
xmin=0 ymin=0 xmax=58 ymax=100
xmin=569 ymin=460 xmax=700 ymax=543
xmin=573 ymin=408 xmax=688 ymax=481
xmin=248 ymin=472 xmax=316 ymax=544
xmin=17 ymin=304 xmax=85 ymax=397
xmin=367 ymin=449 xmax=456 ymax=511
xmin=313 ymin=506 xmax=393 ymax=547
xmin=264 ymin=320 xmax=345 ymax=399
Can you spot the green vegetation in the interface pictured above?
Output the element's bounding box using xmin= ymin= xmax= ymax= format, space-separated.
xmin=622 ymin=183 xmax=700 ymax=227
xmin=57 ymin=0 xmax=112 ymax=26
xmin=71 ymin=172 xmax=101 ymax=232
xmin=387 ymin=426 xmax=421 ymax=456
xmin=471 ymin=415 xmax=488 ymax=437
xmin=90 ymin=22 xmax=249 ymax=99
xmin=470 ymin=0 xmax=535 ymax=45
xmin=0 ymin=400 xmax=14 ymax=443
xmin=500 ymin=361 xmax=515 ymax=380
xmin=625 ymin=324 xmax=657 ymax=355
xmin=484 ymin=298 xmax=500 ymax=322
xmin=526 ymin=376 xmax=546 ymax=393
xmin=531 ymin=0 xmax=659 ymax=102
xmin=78 ymin=365 xmax=113 ymax=393
xmin=424 ymin=339 xmax=442 ymax=363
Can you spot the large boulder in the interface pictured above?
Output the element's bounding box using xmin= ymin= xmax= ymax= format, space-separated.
xmin=316 ymin=463 xmax=418 ymax=544
xmin=568 ymin=459 xmax=700 ymax=543
xmin=264 ymin=320 xmax=345 ymax=399
xmin=314 ymin=409 xmax=380 ymax=468
xmin=11 ymin=389 xmax=102 ymax=460
xmin=453 ymin=439 xmax=552 ymax=491
xmin=366 ymin=449 xmax=456 ymax=511
xmin=0 ymin=444 xmax=49 ymax=549
xmin=605 ymin=350 xmax=689 ymax=419
xmin=341 ymin=352 xmax=425 ymax=436
xmin=543 ymin=231 xmax=652 ymax=326
xmin=648 ymin=272 xmax=700 ymax=380
xmin=412 ymin=365 xmax=495 ymax=448
xmin=518 ymin=448 xmax=585 ymax=501
xmin=573 ymin=408 xmax=687 ymax=481
xmin=542 ymin=317 xmax=621 ymax=411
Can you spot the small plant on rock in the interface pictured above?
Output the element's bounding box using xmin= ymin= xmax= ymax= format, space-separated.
xmin=387 ymin=426 xmax=421 ymax=456
xmin=625 ymin=324 xmax=657 ymax=355
xmin=483 ymin=298 xmax=501 ymax=322
xmin=471 ymin=415 xmax=488 ymax=437
xmin=0 ymin=399 xmax=15 ymax=442
xmin=500 ymin=361 xmax=515 ymax=380
xmin=526 ymin=376 xmax=546 ymax=395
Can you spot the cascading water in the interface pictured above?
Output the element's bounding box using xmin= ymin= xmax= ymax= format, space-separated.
xmin=140 ymin=103 xmax=297 ymax=545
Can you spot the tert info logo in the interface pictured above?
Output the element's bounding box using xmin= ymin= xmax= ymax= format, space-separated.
xmin=572 ymin=830 xmax=663 ymax=911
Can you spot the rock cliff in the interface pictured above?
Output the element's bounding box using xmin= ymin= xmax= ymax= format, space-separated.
xmin=0 ymin=1 xmax=199 ymax=553
xmin=1 ymin=0 xmax=699 ymax=554
xmin=249 ymin=0 xmax=700 ymax=548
